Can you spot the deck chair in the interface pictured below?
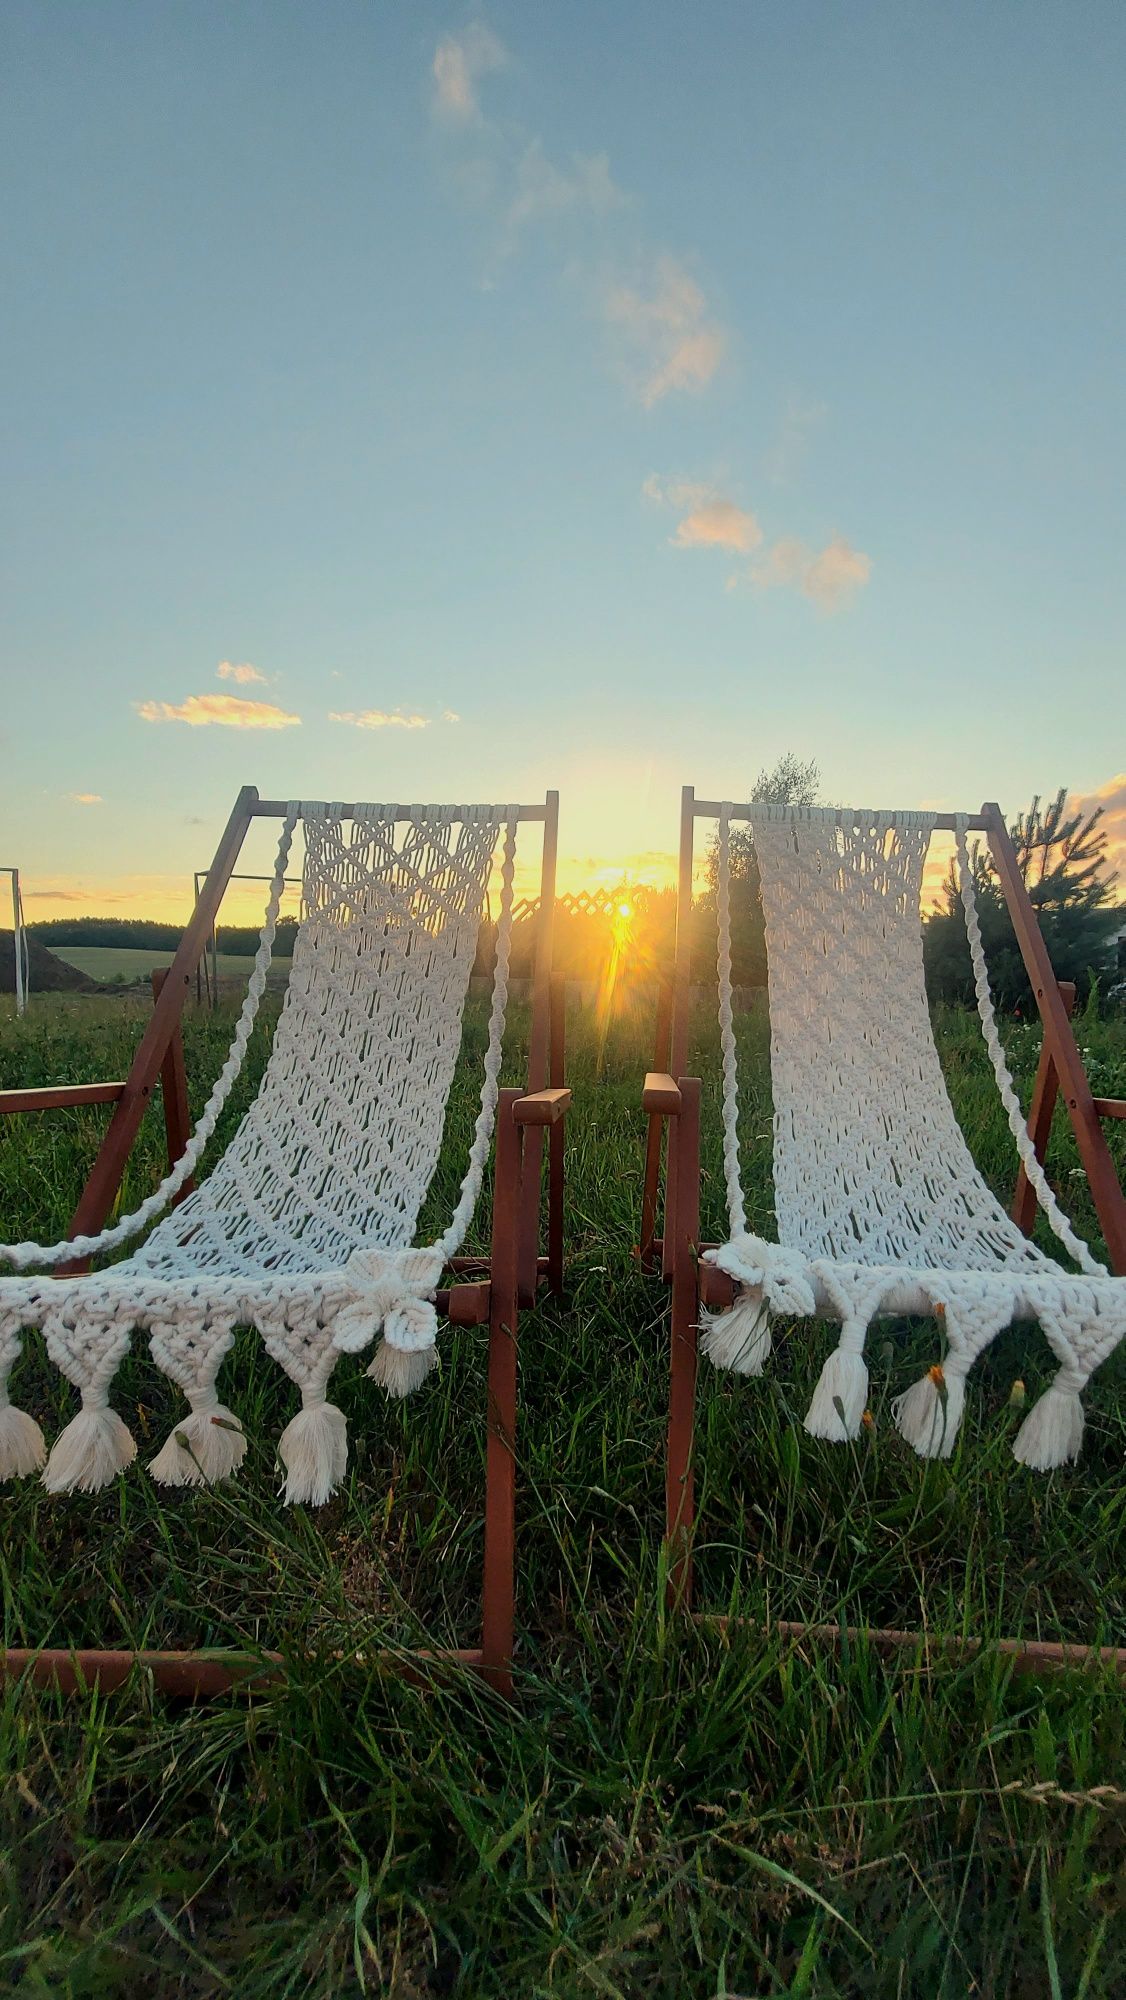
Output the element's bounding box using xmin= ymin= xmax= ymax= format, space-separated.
xmin=642 ymin=790 xmax=1126 ymax=1606
xmin=0 ymin=787 xmax=568 ymax=1695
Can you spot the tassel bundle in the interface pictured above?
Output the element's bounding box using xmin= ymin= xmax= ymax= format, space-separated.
xmin=0 ymin=1397 xmax=47 ymax=1481
xmin=149 ymin=1393 xmax=247 ymax=1488
xmin=42 ymin=1397 xmax=136 ymax=1495
xmin=804 ymin=1328 xmax=868 ymax=1441
xmin=892 ymin=1362 xmax=967 ymax=1460
xmin=1012 ymin=1372 xmax=1085 ymax=1470
xmin=277 ymin=1395 xmax=348 ymax=1506
xmin=699 ymin=1290 xmax=771 ymax=1376
xmin=368 ymin=1338 xmax=439 ymax=1397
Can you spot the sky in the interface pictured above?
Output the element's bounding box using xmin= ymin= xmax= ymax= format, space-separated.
xmin=2 ymin=0 xmax=1124 ymax=921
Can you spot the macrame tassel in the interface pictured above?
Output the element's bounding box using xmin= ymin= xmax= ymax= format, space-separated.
xmin=367 ymin=1337 xmax=439 ymax=1397
xmin=149 ymin=1391 xmax=246 ymax=1489
xmin=277 ymin=1394 xmax=348 ymax=1506
xmin=892 ymin=1362 xmax=967 ymax=1460
xmin=0 ymin=1395 xmax=47 ymax=1480
xmin=699 ymin=1291 xmax=771 ymax=1376
xmin=1012 ymin=1372 xmax=1085 ymax=1471
xmin=42 ymin=1395 xmax=136 ymax=1495
xmin=804 ymin=1327 xmax=869 ymax=1442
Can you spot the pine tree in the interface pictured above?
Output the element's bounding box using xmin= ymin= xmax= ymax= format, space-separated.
xmin=923 ymin=788 xmax=1121 ymax=1006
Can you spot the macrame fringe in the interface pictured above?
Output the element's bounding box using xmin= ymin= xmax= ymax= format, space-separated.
xmin=892 ymin=1364 xmax=966 ymax=1460
xmin=0 ymin=1399 xmax=47 ymax=1480
xmin=42 ymin=1402 xmax=137 ymax=1494
xmin=804 ymin=1338 xmax=868 ymax=1442
xmin=278 ymin=1399 xmax=348 ymax=1506
xmin=149 ymin=1404 xmax=247 ymax=1488
xmin=699 ymin=1293 xmax=771 ymax=1376
xmin=1012 ymin=1378 xmax=1085 ymax=1470
xmin=367 ymin=1338 xmax=439 ymax=1397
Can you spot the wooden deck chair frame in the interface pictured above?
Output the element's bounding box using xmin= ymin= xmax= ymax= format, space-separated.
xmin=1 ymin=785 xmax=569 ymax=1701
xmin=640 ymin=786 xmax=1126 ymax=1678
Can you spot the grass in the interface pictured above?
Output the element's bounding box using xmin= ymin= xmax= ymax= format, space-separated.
xmin=1 ymin=989 xmax=1125 ymax=1997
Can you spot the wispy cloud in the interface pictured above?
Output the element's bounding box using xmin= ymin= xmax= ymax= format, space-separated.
xmin=645 ymin=476 xmax=762 ymax=554
xmin=432 ymin=23 xmax=508 ymax=121
xmin=765 ymin=398 xmax=827 ymax=485
xmin=501 ymin=141 xmax=625 ymax=252
xmin=646 ymin=476 xmax=870 ymax=609
xmin=751 ymin=534 xmax=872 ymax=610
xmin=136 ymin=694 xmax=301 ymax=728
xmin=68 ymin=791 xmax=103 ymax=805
xmin=216 ymin=660 xmax=268 ymax=685
xmin=606 ymin=256 xmax=726 ymax=406
xmin=442 ymin=708 xmax=461 ymax=723
xmin=329 ymin=709 xmax=429 ymax=731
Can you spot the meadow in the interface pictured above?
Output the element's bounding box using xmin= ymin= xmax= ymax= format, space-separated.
xmin=1 ymin=988 xmax=1125 ymax=1998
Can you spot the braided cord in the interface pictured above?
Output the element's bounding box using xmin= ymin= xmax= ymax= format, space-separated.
xmin=1 ymin=809 xmax=299 ymax=1270
xmin=954 ymin=819 xmax=1103 ymax=1276
xmin=432 ymin=810 xmax=519 ymax=1261
xmin=715 ymin=804 xmax=747 ymax=1240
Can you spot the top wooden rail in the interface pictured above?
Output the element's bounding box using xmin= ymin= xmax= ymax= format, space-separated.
xmin=251 ymin=800 xmax=553 ymax=822
xmin=689 ymin=799 xmax=989 ymax=829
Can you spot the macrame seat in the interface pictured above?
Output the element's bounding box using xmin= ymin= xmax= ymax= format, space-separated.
xmin=698 ymin=804 xmax=1126 ymax=1468
xmin=0 ymin=802 xmax=537 ymax=1505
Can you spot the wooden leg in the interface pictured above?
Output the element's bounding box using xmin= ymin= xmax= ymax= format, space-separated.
xmin=640 ymin=976 xmax=673 ymax=1270
xmin=481 ymin=1088 xmax=522 ymax=1696
xmin=1012 ymin=981 xmax=1075 ymax=1235
xmin=151 ymin=969 xmax=195 ymax=1205
xmin=548 ymin=972 xmax=564 ymax=1296
xmin=666 ymin=1077 xmax=701 ymax=1612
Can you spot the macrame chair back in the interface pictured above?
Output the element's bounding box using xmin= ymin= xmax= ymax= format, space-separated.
xmin=0 ymin=801 xmax=527 ymax=1502
xmin=138 ymin=805 xmax=506 ymax=1280
xmin=703 ymin=802 xmax=1125 ymax=1469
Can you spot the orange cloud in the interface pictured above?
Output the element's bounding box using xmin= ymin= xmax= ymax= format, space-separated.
xmin=216 ymin=660 xmax=267 ymax=685
xmin=607 ymin=256 xmax=726 ymax=406
xmin=751 ymin=533 xmax=871 ymax=611
xmin=136 ymin=694 xmax=301 ymax=728
xmin=1071 ymin=773 xmax=1126 ymax=890
xmin=329 ymin=709 xmax=429 ymax=730
xmin=432 ymin=24 xmax=507 ymax=120
xmin=672 ymin=499 xmax=762 ymax=553
xmin=68 ymin=792 xmax=103 ymax=805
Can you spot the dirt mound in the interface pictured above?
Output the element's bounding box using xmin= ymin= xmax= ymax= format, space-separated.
xmin=0 ymin=930 xmax=94 ymax=995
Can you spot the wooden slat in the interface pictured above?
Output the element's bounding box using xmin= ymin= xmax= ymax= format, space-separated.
xmin=696 ymin=1615 xmax=1126 ymax=1678
xmin=0 ymin=1082 xmax=125 ymax=1115
xmin=1094 ymin=1098 xmax=1126 ymax=1121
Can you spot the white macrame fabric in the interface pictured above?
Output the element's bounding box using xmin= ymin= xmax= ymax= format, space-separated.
xmin=702 ymin=803 xmax=1126 ymax=1468
xmin=0 ymin=803 xmax=519 ymax=1500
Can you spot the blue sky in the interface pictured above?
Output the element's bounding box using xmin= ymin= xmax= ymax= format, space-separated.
xmin=2 ymin=1 xmax=1124 ymax=914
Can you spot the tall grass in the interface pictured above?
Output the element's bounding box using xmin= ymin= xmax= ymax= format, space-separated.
xmin=1 ymin=991 xmax=1124 ymax=1997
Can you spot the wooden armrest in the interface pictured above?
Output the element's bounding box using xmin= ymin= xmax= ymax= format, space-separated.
xmin=512 ymin=1087 xmax=571 ymax=1126
xmin=1093 ymin=1097 xmax=1126 ymax=1121
xmin=0 ymin=1082 xmax=127 ymax=1116
xmin=643 ymin=1072 xmax=682 ymax=1115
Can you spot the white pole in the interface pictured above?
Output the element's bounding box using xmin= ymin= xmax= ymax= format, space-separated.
xmin=3 ymin=867 xmax=28 ymax=1014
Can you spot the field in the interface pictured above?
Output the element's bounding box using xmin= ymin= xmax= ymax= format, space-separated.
xmin=52 ymin=946 xmax=293 ymax=990
xmin=1 ymin=990 xmax=1125 ymax=1997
